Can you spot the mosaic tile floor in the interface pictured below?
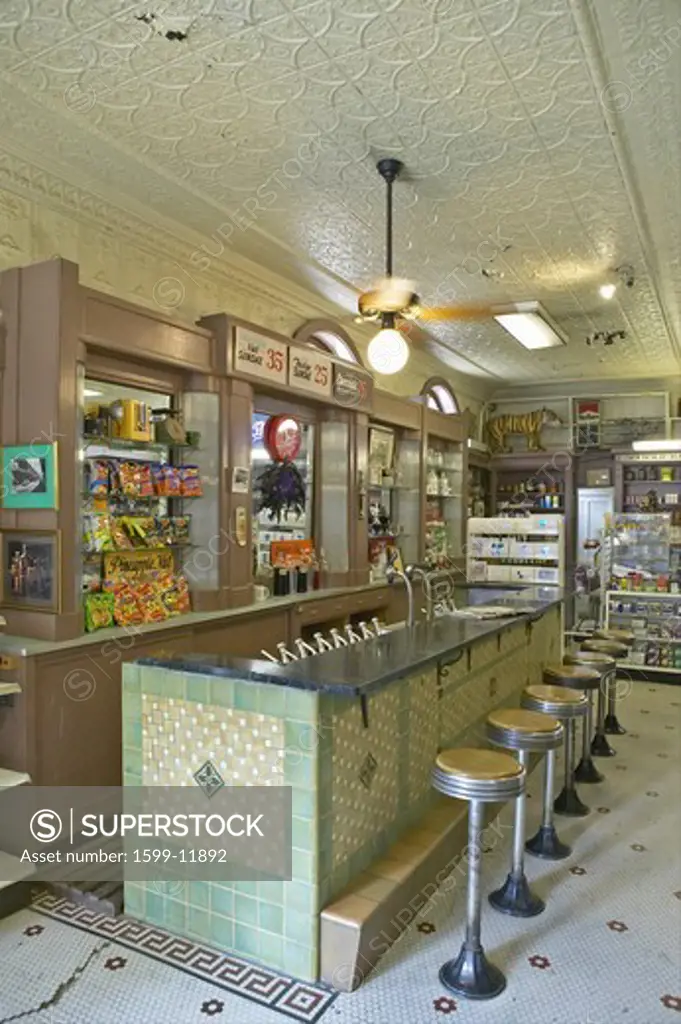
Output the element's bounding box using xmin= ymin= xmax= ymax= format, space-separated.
xmin=0 ymin=681 xmax=678 ymax=1024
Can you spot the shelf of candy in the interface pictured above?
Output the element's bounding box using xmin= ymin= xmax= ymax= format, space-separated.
xmin=268 ymin=539 xmax=320 ymax=597
xmin=83 ymin=559 xmax=191 ymax=633
xmin=83 ymin=514 xmax=191 ymax=556
xmin=84 ymin=458 xmax=203 ymax=502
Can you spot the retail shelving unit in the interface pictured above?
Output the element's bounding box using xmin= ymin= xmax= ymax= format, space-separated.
xmin=466 ymin=515 xmax=565 ymax=587
xmin=601 ymin=512 xmax=681 ymax=674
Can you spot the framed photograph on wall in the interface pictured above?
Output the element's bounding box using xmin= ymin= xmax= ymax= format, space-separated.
xmin=1 ymin=530 xmax=61 ymax=613
xmin=1 ymin=443 xmax=59 ymax=509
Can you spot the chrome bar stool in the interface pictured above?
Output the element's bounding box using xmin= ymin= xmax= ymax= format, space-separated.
xmin=432 ymin=747 xmax=525 ymax=1000
xmin=545 ymin=663 xmax=603 ymax=784
xmin=565 ymin=650 xmax=617 ymax=759
xmin=522 ymin=684 xmax=589 ymax=817
xmin=486 ymin=708 xmax=563 ymax=917
xmin=593 ymin=629 xmax=635 ymax=735
xmin=581 ymin=637 xmax=629 ymax=741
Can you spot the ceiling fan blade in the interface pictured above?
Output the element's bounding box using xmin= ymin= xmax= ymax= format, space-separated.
xmin=417 ymin=305 xmax=492 ymax=322
xmin=360 ymin=277 xmax=416 ymax=314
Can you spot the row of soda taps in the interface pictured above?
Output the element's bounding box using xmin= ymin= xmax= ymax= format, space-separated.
xmin=261 ymin=617 xmax=388 ymax=665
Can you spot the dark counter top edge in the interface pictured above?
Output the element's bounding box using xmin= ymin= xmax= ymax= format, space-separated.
xmin=134 ymin=596 xmax=562 ymax=697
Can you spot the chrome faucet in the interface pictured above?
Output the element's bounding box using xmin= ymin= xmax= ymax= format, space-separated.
xmin=385 ymin=565 xmax=415 ymax=628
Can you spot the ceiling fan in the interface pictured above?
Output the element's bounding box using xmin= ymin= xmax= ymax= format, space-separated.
xmin=359 ymin=158 xmax=493 ymax=374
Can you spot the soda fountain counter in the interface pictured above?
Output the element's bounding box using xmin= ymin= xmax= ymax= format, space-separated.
xmin=121 ymin=586 xmax=562 ymax=989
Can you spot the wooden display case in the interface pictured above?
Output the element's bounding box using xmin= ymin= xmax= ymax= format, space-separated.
xmin=422 ymin=406 xmax=466 ymax=565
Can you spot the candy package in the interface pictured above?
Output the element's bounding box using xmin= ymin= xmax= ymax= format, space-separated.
xmin=84 ymin=591 xmax=115 ymax=632
xmin=172 ymin=516 xmax=191 ymax=545
xmin=135 ymin=580 xmax=168 ymax=623
xmin=107 ymin=580 xmax=145 ymax=626
xmin=180 ymin=466 xmax=202 ymax=497
xmin=87 ymin=460 xmax=109 ymax=498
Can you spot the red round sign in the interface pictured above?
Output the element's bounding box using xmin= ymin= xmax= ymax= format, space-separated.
xmin=264 ymin=415 xmax=302 ymax=462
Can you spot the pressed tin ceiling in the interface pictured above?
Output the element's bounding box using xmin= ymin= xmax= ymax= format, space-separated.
xmin=0 ymin=0 xmax=680 ymax=384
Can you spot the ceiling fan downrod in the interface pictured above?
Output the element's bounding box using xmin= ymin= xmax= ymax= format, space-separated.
xmin=376 ymin=158 xmax=402 ymax=279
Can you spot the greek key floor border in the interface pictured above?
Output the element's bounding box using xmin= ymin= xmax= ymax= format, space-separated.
xmin=30 ymin=891 xmax=337 ymax=1024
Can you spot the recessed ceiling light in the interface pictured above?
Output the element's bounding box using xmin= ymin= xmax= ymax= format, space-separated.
xmin=493 ymin=302 xmax=567 ymax=350
xmin=599 ymin=282 xmax=616 ymax=300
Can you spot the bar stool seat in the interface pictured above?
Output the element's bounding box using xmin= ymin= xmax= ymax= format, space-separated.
xmin=582 ymin=638 xmax=629 ymax=736
xmin=486 ymin=708 xmax=562 ymax=917
xmin=593 ymin=628 xmax=635 ymax=646
xmin=543 ymin=664 xmax=601 ymax=690
xmin=522 ymin=685 xmax=589 ymax=818
xmin=432 ymin=747 xmax=524 ymax=1000
xmin=565 ymin=651 xmax=616 ymax=760
xmin=546 ymin=663 xmax=602 ymax=784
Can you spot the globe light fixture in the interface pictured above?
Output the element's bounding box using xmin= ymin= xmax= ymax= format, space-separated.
xmin=367 ymin=326 xmax=409 ymax=375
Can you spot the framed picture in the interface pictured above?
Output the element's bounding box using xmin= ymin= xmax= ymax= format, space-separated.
xmin=1 ymin=444 xmax=59 ymax=509
xmin=368 ymin=427 xmax=395 ymax=473
xmin=1 ymin=530 xmax=61 ymax=613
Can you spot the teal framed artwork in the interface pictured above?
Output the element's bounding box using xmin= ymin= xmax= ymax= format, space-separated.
xmin=1 ymin=444 xmax=59 ymax=510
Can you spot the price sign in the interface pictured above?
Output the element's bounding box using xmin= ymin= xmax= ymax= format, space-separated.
xmin=234 ymin=328 xmax=287 ymax=384
xmin=288 ymin=350 xmax=332 ymax=397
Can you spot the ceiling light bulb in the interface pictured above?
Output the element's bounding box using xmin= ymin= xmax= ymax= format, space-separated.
xmin=599 ymin=282 xmax=617 ymax=300
xmin=367 ymin=328 xmax=409 ymax=375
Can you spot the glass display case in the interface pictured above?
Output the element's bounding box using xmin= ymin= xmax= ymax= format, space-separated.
xmin=467 ymin=461 xmax=490 ymax=519
xmin=80 ymin=380 xmax=201 ymax=631
xmin=424 ymin=438 xmax=464 ymax=565
xmin=367 ymin=424 xmax=420 ymax=579
xmin=251 ymin=411 xmax=316 ymax=595
xmin=602 ymin=513 xmax=681 ymax=674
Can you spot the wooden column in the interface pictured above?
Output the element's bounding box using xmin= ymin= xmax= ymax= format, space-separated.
xmin=0 ymin=259 xmax=81 ymax=640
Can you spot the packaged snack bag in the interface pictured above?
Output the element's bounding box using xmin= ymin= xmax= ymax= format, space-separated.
xmin=87 ymin=460 xmax=110 ymax=497
xmin=84 ymin=591 xmax=115 ymax=632
xmin=180 ymin=466 xmax=203 ymax=497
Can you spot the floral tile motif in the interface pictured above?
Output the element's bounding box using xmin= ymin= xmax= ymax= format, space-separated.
xmin=615 ymin=764 xmax=627 ymax=770
xmin=640 ymin=710 xmax=650 ymax=715
xmin=658 ymin=753 xmax=669 ymax=759
xmin=660 ymin=995 xmax=681 ymax=1012
xmin=664 ymin=725 xmax=675 ymax=730
xmin=528 ymin=954 xmax=551 ymax=970
xmin=606 ymin=920 xmax=629 ymax=933
xmin=674 ymin=892 xmax=681 ymax=901
xmin=597 ymin=807 xmax=611 ymax=814
xmin=22 ymin=924 xmax=44 ymax=937
xmin=417 ymin=922 xmax=436 ymax=935
xmin=628 ymin=733 xmax=640 ymax=739
xmin=630 ymin=843 xmax=646 ymax=853
xmin=201 ymin=999 xmax=225 ymax=1016
xmin=104 ymin=956 xmax=127 ymax=971
xmin=646 ymin=791 xmax=660 ymax=798
xmin=570 ymin=866 xmax=587 ymax=876
xmin=433 ymin=996 xmax=457 ymax=1014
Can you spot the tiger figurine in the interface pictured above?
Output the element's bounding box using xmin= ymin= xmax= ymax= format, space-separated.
xmin=486 ymin=407 xmax=562 ymax=453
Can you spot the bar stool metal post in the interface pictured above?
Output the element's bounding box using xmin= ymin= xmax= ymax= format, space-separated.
xmin=581 ymin=638 xmax=628 ymax=751
xmin=486 ymin=708 xmax=563 ymax=916
xmin=432 ymin=748 xmax=525 ymax=1000
xmin=525 ymin=731 xmax=571 ymax=860
xmin=565 ymin=650 xmax=616 ymax=763
xmin=593 ymin=630 xmax=635 ymax=735
xmin=522 ymin=684 xmax=589 ymax=818
xmin=546 ymin=662 xmax=603 ymax=784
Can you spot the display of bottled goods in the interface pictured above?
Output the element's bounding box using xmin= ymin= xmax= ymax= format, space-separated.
xmin=623 ymin=464 xmax=680 ymax=482
xmin=609 ymin=573 xmax=678 ymax=593
xmin=497 ymin=478 xmax=563 ymax=509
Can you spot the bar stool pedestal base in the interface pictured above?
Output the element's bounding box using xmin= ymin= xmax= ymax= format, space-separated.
xmin=574 ymin=756 xmax=604 ymax=784
xmin=489 ymin=872 xmax=545 ymax=917
xmin=525 ymin=824 xmax=571 ymax=860
xmin=604 ymin=713 xmax=626 ymax=735
xmin=591 ymin=732 xmax=616 ymax=757
xmin=554 ymin=785 xmax=589 ymax=817
xmin=439 ymin=944 xmax=506 ymax=1001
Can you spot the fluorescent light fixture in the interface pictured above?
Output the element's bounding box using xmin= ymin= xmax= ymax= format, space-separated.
xmin=632 ymin=439 xmax=681 ymax=452
xmin=493 ymin=302 xmax=567 ymax=350
xmin=83 ymin=388 xmax=103 ymax=398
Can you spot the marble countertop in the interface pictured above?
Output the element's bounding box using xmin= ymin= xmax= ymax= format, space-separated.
xmin=136 ymin=587 xmax=562 ymax=697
